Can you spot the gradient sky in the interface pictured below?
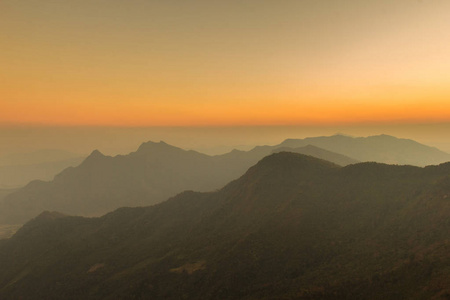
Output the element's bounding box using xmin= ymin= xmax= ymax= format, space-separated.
xmin=2 ymin=0 xmax=450 ymax=127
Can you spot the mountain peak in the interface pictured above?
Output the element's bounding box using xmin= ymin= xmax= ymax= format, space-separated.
xmin=272 ymin=145 xmax=359 ymax=166
xmin=257 ymin=151 xmax=339 ymax=169
xmin=81 ymin=149 xmax=105 ymax=165
xmin=20 ymin=210 xmax=67 ymax=229
xmin=33 ymin=210 xmax=67 ymax=222
xmin=302 ymin=144 xmax=321 ymax=150
xmin=136 ymin=140 xmax=179 ymax=154
xmin=89 ymin=149 xmax=104 ymax=157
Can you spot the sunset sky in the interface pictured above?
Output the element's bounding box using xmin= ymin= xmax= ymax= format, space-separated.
xmin=2 ymin=0 xmax=450 ymax=127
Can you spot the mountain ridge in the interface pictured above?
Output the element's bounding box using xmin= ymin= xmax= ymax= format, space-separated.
xmin=0 ymin=152 xmax=448 ymax=299
xmin=277 ymin=134 xmax=450 ymax=166
xmin=1 ymin=134 xmax=449 ymax=225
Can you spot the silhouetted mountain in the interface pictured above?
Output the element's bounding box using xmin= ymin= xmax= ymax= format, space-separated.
xmin=278 ymin=134 xmax=450 ymax=166
xmin=0 ymin=147 xmax=84 ymax=189
xmin=0 ymin=140 xmax=358 ymax=225
xmin=272 ymin=145 xmax=359 ymax=166
xmin=2 ymin=135 xmax=449 ymax=225
xmin=0 ymin=157 xmax=84 ymax=188
xmin=0 ymin=153 xmax=448 ymax=299
xmin=0 ymin=142 xmax=238 ymax=224
xmin=215 ymin=134 xmax=449 ymax=174
xmin=0 ymin=188 xmax=17 ymax=202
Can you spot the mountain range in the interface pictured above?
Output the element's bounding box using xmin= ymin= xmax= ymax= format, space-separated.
xmin=276 ymin=134 xmax=450 ymax=166
xmin=0 ymin=134 xmax=449 ymax=225
xmin=0 ymin=149 xmax=84 ymax=188
xmin=0 ymin=152 xmax=448 ymax=299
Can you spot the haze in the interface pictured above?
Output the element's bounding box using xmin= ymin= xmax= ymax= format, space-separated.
xmin=0 ymin=124 xmax=450 ymax=158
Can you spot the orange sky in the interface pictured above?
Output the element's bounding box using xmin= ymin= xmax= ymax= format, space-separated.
xmin=1 ymin=0 xmax=450 ymax=126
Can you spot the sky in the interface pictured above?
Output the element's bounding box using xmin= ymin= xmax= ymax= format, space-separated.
xmin=1 ymin=0 xmax=450 ymax=155
xmin=2 ymin=0 xmax=450 ymax=126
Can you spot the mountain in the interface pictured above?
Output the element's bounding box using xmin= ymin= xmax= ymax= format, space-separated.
xmin=0 ymin=157 xmax=85 ymax=188
xmin=0 ymin=141 xmax=357 ymax=225
xmin=271 ymin=144 xmax=359 ymax=166
xmin=1 ymin=134 xmax=448 ymax=225
xmin=0 ymin=188 xmax=17 ymax=202
xmin=278 ymin=134 xmax=450 ymax=166
xmin=0 ymin=153 xmax=448 ymax=299
xmin=0 ymin=149 xmax=85 ymax=189
xmin=214 ymin=134 xmax=449 ymax=175
xmin=0 ymin=225 xmax=21 ymax=240
xmin=0 ymin=189 xmax=19 ymax=238
xmin=0 ymin=141 xmax=243 ymax=224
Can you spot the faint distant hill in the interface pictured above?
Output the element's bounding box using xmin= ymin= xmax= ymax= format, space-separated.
xmin=0 ymin=158 xmax=85 ymax=189
xmin=0 ymin=141 xmax=240 ymax=224
xmin=0 ymin=152 xmax=448 ymax=299
xmin=278 ymin=134 xmax=450 ymax=166
xmin=1 ymin=134 xmax=449 ymax=225
xmin=0 ymin=188 xmax=18 ymax=202
xmin=0 ymin=150 xmax=85 ymax=188
xmin=0 ymin=141 xmax=359 ymax=225
xmin=272 ymin=144 xmax=359 ymax=166
xmin=216 ymin=134 xmax=450 ymax=169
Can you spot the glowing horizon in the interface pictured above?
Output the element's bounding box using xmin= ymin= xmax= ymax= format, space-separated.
xmin=1 ymin=0 xmax=450 ymax=127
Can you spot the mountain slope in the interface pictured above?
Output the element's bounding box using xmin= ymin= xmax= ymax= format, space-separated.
xmin=1 ymin=134 xmax=449 ymax=225
xmin=0 ymin=141 xmax=232 ymax=224
xmin=0 ymin=157 xmax=84 ymax=188
xmin=278 ymin=134 xmax=450 ymax=166
xmin=0 ymin=153 xmax=448 ymax=299
xmin=0 ymin=141 xmax=359 ymax=225
xmin=0 ymin=149 xmax=85 ymax=188
xmin=272 ymin=144 xmax=359 ymax=166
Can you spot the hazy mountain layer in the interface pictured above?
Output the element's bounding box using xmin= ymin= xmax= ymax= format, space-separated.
xmin=0 ymin=157 xmax=84 ymax=188
xmin=0 ymin=153 xmax=448 ymax=299
xmin=0 ymin=149 xmax=85 ymax=188
xmin=0 ymin=141 xmax=357 ymax=225
xmin=0 ymin=188 xmax=17 ymax=202
xmin=1 ymin=134 xmax=448 ymax=225
xmin=278 ymin=134 xmax=450 ymax=166
xmin=271 ymin=144 xmax=359 ymax=166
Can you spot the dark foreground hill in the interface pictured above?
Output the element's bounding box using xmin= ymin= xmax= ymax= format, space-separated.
xmin=0 ymin=153 xmax=448 ymax=299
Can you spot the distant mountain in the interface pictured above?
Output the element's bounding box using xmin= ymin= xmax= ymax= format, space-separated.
xmin=0 ymin=149 xmax=84 ymax=188
xmin=1 ymin=135 xmax=449 ymax=225
xmin=0 ymin=188 xmax=17 ymax=202
xmin=0 ymin=141 xmax=358 ymax=225
xmin=215 ymin=134 xmax=450 ymax=171
xmin=272 ymin=144 xmax=359 ymax=166
xmin=0 ymin=153 xmax=448 ymax=299
xmin=0 ymin=141 xmax=240 ymax=224
xmin=278 ymin=134 xmax=450 ymax=166
xmin=0 ymin=157 xmax=84 ymax=188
